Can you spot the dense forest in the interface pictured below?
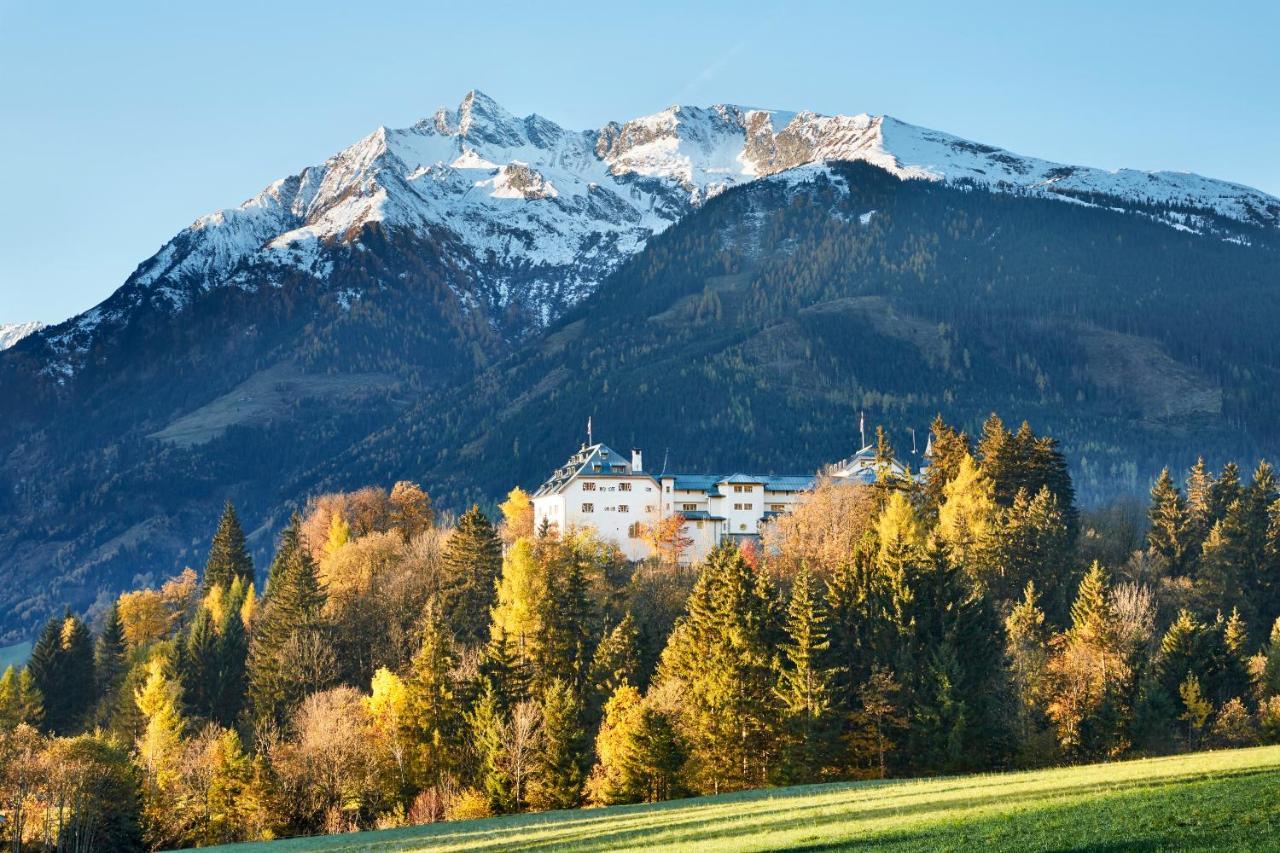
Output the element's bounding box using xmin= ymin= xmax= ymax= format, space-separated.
xmin=3 ymin=161 xmax=1279 ymax=643
xmin=5 ymin=414 xmax=1280 ymax=850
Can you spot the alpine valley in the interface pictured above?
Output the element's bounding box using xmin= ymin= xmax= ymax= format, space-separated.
xmin=2 ymin=90 xmax=1279 ymax=641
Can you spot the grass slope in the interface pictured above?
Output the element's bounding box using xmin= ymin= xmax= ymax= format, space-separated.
xmin=210 ymin=746 xmax=1280 ymax=852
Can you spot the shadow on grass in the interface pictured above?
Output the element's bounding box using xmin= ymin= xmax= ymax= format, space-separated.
xmin=204 ymin=752 xmax=1280 ymax=852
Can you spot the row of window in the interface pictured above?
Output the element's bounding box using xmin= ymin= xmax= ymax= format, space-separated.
xmin=581 ymin=481 xmax=642 ymax=492
xmin=580 ymin=504 xmax=655 ymax=514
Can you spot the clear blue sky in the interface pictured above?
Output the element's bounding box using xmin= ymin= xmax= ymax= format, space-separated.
xmin=2 ymin=0 xmax=1277 ymax=325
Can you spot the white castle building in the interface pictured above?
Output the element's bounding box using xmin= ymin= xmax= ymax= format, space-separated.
xmin=531 ymin=436 xmax=927 ymax=564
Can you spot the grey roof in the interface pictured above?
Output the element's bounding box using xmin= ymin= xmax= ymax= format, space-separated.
xmin=676 ymin=510 xmax=724 ymax=521
xmin=533 ymin=443 xmax=649 ymax=498
xmin=664 ymin=472 xmax=816 ymax=493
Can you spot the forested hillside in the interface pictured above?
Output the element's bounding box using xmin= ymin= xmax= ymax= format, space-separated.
xmin=318 ymin=162 xmax=1280 ymax=509
xmin=6 ymin=416 xmax=1280 ymax=850
xmin=2 ymin=161 xmax=1279 ymax=642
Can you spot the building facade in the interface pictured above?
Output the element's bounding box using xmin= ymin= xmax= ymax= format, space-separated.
xmin=532 ymin=438 xmax=929 ymax=565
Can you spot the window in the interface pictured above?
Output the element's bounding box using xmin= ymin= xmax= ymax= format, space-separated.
xmin=582 ymin=482 xmax=596 ymax=491
xmin=771 ymin=503 xmax=786 ymax=512
xmin=665 ymin=485 xmax=671 ymax=493
xmin=618 ymin=504 xmax=629 ymax=513
xmin=739 ymin=523 xmax=748 ymax=531
xmin=733 ymin=502 xmax=754 ymax=511
xmin=682 ymin=503 xmax=698 ymax=512
xmin=733 ymin=484 xmax=754 ymax=493
xmin=628 ymin=522 xmax=642 ymax=538
xmin=696 ymin=521 xmax=704 ymax=529
xmin=618 ymin=482 xmax=632 ymax=492
xmin=581 ymin=503 xmax=594 ymax=513
xmin=644 ymin=505 xmax=654 ymax=514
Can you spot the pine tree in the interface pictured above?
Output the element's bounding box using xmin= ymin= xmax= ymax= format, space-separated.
xmin=532 ymin=678 xmax=587 ymax=810
xmin=656 ymin=544 xmax=778 ymax=793
xmin=1044 ymin=562 xmax=1129 ymax=759
xmin=441 ymin=506 xmax=503 ymax=647
xmin=95 ymin=594 xmax=128 ymax=701
xmin=922 ymin=415 xmax=969 ymax=519
xmin=212 ymin=580 xmax=249 ymax=727
xmin=204 ymin=501 xmax=254 ymax=591
xmin=774 ymin=566 xmax=838 ymax=783
xmin=468 ymin=686 xmax=514 ymax=813
xmin=28 ymin=612 xmax=96 ymax=734
xmin=406 ymin=602 xmax=462 ymax=793
xmin=1147 ymin=468 xmax=1189 ymax=577
xmin=247 ymin=514 xmax=328 ymax=726
xmin=588 ymin=613 xmax=640 ymax=723
xmin=0 ymin=666 xmax=44 ymax=729
xmin=180 ymin=607 xmax=220 ymax=720
xmin=1006 ymin=581 xmax=1051 ymax=756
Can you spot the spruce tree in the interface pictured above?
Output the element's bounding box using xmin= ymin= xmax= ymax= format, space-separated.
xmin=0 ymin=666 xmax=44 ymax=729
xmin=774 ymin=567 xmax=838 ymax=783
xmin=95 ymin=601 xmax=128 ymax=704
xmin=29 ymin=612 xmax=96 ymax=734
xmin=211 ymin=579 xmax=249 ymax=727
xmin=247 ymin=514 xmax=328 ymax=726
xmin=204 ymin=501 xmax=254 ymax=591
xmin=180 ymin=607 xmax=220 ymax=720
xmin=469 ymin=686 xmax=514 ymax=813
xmin=441 ymin=506 xmax=503 ymax=647
xmin=1147 ymin=468 xmax=1189 ymax=577
xmin=656 ymin=544 xmax=778 ymax=793
xmin=533 ymin=678 xmax=587 ymax=810
xmin=922 ymin=415 xmax=969 ymax=519
xmin=406 ymin=602 xmax=462 ymax=792
xmin=1006 ymin=581 xmax=1051 ymax=755
xmin=588 ymin=613 xmax=640 ymax=723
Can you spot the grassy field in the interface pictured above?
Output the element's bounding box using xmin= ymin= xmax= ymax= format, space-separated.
xmin=208 ymin=745 xmax=1280 ymax=852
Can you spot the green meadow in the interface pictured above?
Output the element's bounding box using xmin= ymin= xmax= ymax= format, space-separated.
xmin=212 ymin=745 xmax=1280 ymax=852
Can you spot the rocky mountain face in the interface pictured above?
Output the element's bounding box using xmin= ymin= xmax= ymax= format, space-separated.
xmin=1 ymin=91 xmax=1278 ymax=642
xmin=20 ymin=90 xmax=1280 ymax=384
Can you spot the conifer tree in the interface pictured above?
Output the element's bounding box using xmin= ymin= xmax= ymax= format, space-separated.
xmin=1147 ymin=468 xmax=1189 ymax=577
xmin=468 ymin=686 xmax=514 ymax=813
xmin=247 ymin=514 xmax=328 ymax=726
xmin=657 ymin=544 xmax=778 ymax=793
xmin=532 ymin=678 xmax=587 ymax=810
xmin=28 ymin=612 xmax=96 ymax=734
xmin=406 ymin=602 xmax=462 ymax=793
xmin=774 ymin=567 xmax=838 ymax=783
xmin=134 ymin=656 xmax=186 ymax=846
xmin=95 ymin=601 xmax=128 ymax=719
xmin=1044 ymin=562 xmax=1129 ymax=759
xmin=1184 ymin=457 xmax=1215 ymax=552
xmin=1209 ymin=462 xmax=1243 ymax=523
xmin=1006 ymin=581 xmax=1051 ymax=754
xmin=997 ymin=487 xmax=1072 ymax=619
xmin=922 ymin=415 xmax=969 ymax=518
xmin=441 ymin=506 xmax=503 ymax=647
xmin=586 ymin=682 xmax=646 ymax=805
xmin=0 ymin=666 xmax=44 ymax=729
xmin=204 ymin=501 xmax=254 ymax=591
xmin=180 ymin=607 xmax=220 ymax=721
xmin=533 ymin=540 xmax=595 ymax=692
xmin=976 ymin=413 xmax=1017 ymax=505
xmin=588 ymin=613 xmax=640 ymax=721
xmin=212 ymin=580 xmax=249 ymax=726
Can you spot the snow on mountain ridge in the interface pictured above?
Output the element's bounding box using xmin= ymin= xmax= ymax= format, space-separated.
xmin=0 ymin=322 xmax=44 ymax=351
xmin=30 ymin=89 xmax=1280 ymax=378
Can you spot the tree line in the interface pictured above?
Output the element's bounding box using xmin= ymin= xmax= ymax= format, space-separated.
xmin=4 ymin=414 xmax=1280 ymax=849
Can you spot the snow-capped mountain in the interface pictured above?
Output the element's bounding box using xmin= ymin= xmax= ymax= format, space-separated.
xmin=0 ymin=322 xmax=44 ymax=351
xmin=28 ymin=90 xmax=1280 ymax=379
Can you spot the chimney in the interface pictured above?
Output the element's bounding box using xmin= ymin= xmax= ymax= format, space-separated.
xmin=631 ymin=448 xmax=643 ymax=473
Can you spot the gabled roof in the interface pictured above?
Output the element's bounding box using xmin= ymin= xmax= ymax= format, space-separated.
xmin=533 ymin=443 xmax=648 ymax=498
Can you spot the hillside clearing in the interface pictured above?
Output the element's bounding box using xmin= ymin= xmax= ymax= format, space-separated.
xmin=207 ymin=745 xmax=1280 ymax=852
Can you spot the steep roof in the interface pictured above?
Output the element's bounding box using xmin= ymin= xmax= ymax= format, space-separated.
xmin=533 ymin=443 xmax=648 ymax=497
